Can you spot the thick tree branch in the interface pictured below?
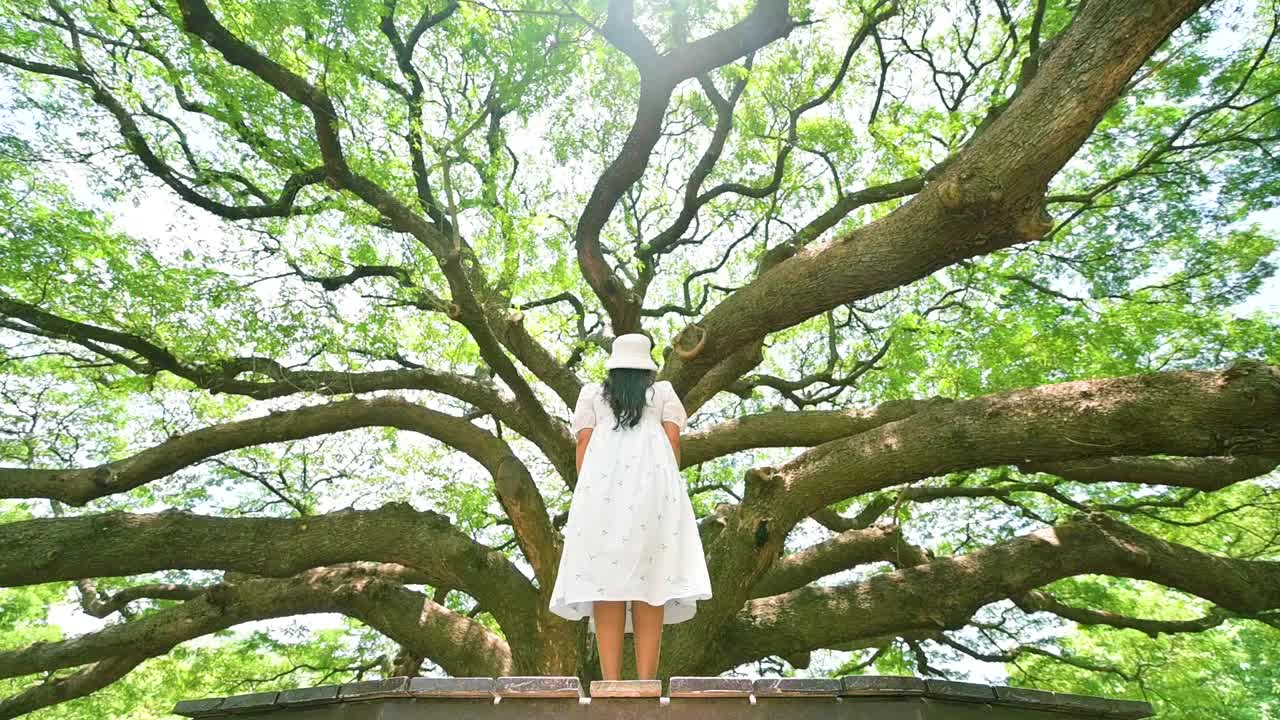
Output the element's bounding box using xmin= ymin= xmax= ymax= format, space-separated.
xmin=0 ymin=395 xmax=564 ymax=592
xmin=0 ymin=502 xmax=539 ymax=640
xmin=659 ymin=0 xmax=1211 ymax=403
xmin=173 ymin=0 xmax=571 ymax=494
xmin=689 ymin=359 xmax=1279 ymax=651
xmin=0 ymin=564 xmax=510 ymax=682
xmin=0 ymin=652 xmax=145 ymax=720
xmin=750 ymin=524 xmax=933 ymax=597
xmin=1013 ymin=589 xmax=1238 ymax=638
xmin=485 ymin=307 xmax=585 ymax=410
xmin=0 ymin=294 xmax=578 ymax=482
xmin=750 ymin=360 xmax=1280 ymax=534
xmin=679 ymin=396 xmax=950 ymax=467
xmin=658 ymin=0 xmax=797 ymax=85
xmin=709 ymin=511 xmax=1280 ymax=670
xmin=1018 ymin=455 xmax=1280 ymax=492
xmin=575 ymin=0 xmax=798 ymax=332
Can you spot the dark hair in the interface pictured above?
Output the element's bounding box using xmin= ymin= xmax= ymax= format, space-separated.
xmin=601 ymin=367 xmax=656 ymax=430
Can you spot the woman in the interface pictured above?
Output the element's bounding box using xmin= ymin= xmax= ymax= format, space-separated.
xmin=547 ymin=332 xmax=713 ymax=681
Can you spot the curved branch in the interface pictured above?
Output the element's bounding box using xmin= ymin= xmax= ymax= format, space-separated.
xmin=1 ymin=396 xmax=492 ymax=501
xmin=750 ymin=524 xmax=933 ymax=598
xmin=0 ymin=652 xmax=145 ymax=720
xmin=0 ymin=564 xmax=510 ymax=682
xmin=1 ymin=394 xmax=562 ymax=590
xmin=0 ymin=294 xmax=578 ymax=482
xmin=1018 ymin=455 xmax=1280 ymax=492
xmin=575 ymin=0 xmax=798 ymax=331
xmin=659 ymin=0 xmax=1212 ymax=403
xmin=1013 ymin=589 xmax=1237 ymax=638
xmin=0 ymin=502 xmax=539 ymax=636
xmin=75 ymin=579 xmax=202 ymax=618
xmin=0 ymin=46 xmax=328 ymax=221
xmin=710 ymin=511 xmax=1280 ymax=670
xmin=756 ymin=360 xmax=1280 ymax=531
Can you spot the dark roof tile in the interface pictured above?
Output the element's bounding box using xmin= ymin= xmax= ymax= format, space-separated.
xmin=338 ymin=676 xmax=410 ymax=701
xmin=171 ymin=697 xmax=223 ymax=717
xmin=409 ymin=677 xmax=497 ymax=697
xmin=669 ymin=676 xmax=753 ymax=697
xmin=924 ymin=679 xmax=998 ymax=703
xmin=276 ymin=684 xmax=341 ymax=707
xmin=169 ymin=675 xmax=1155 ymax=717
xmin=839 ymin=675 xmax=927 ymax=696
xmin=495 ymin=675 xmax=583 ymax=697
xmin=753 ymin=677 xmax=841 ymax=696
xmin=217 ymin=691 xmax=279 ymax=714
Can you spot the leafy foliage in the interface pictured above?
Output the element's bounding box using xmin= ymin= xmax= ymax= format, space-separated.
xmin=0 ymin=0 xmax=1277 ymax=717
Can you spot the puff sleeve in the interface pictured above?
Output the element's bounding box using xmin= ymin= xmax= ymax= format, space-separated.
xmin=570 ymin=383 xmax=598 ymax=435
xmin=659 ymin=381 xmax=688 ymax=432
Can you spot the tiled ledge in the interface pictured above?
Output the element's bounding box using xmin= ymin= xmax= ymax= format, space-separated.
xmin=172 ymin=676 xmax=1153 ymax=719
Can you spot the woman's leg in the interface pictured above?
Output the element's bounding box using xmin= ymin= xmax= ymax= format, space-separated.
xmin=631 ymin=600 xmax=664 ymax=679
xmin=593 ymin=600 xmax=626 ymax=680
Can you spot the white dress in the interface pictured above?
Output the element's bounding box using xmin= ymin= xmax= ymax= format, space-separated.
xmin=548 ymin=380 xmax=713 ymax=636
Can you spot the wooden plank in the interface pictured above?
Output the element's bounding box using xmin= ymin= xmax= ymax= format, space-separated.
xmin=409 ymin=677 xmax=497 ymax=698
xmin=217 ymin=691 xmax=279 ymax=714
xmin=839 ymin=675 xmax=927 ymax=697
xmin=495 ymin=676 xmax=584 ymax=698
xmin=668 ymin=677 xmax=753 ymax=697
xmin=338 ymin=677 xmax=411 ymax=701
xmin=924 ymin=679 xmax=997 ymax=704
xmin=171 ymin=698 xmax=224 ymax=717
xmin=753 ymin=678 xmax=842 ymax=697
xmin=590 ymin=680 xmax=662 ymax=697
xmin=276 ymin=685 xmax=341 ymax=708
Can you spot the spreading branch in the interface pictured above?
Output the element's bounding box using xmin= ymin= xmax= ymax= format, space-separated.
xmin=0 ymin=564 xmax=509 ymax=682
xmin=709 ymin=511 xmax=1280 ymax=671
xmin=659 ymin=0 xmax=1211 ymax=404
xmin=0 ymin=502 xmax=540 ymax=641
xmin=574 ymin=0 xmax=798 ymax=332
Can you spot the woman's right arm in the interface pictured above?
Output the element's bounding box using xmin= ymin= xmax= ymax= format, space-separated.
xmin=660 ymin=381 xmax=688 ymax=468
xmin=576 ymin=429 xmax=593 ymax=473
xmin=571 ymin=384 xmax=597 ymax=474
xmin=661 ymin=421 xmax=681 ymax=467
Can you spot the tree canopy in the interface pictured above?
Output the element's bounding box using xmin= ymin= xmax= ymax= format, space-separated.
xmin=1 ymin=0 xmax=1278 ymax=717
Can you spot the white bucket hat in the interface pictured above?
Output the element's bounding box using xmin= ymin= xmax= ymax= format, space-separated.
xmin=605 ymin=333 xmax=658 ymax=370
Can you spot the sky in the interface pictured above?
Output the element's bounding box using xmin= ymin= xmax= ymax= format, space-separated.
xmin=8 ymin=0 xmax=1280 ymax=691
